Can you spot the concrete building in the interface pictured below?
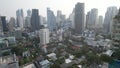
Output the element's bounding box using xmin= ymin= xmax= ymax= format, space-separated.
xmin=47 ymin=8 xmax=56 ymax=32
xmin=27 ymin=9 xmax=31 ymax=17
xmin=97 ymin=15 xmax=103 ymax=28
xmin=86 ymin=8 xmax=98 ymax=30
xmin=56 ymin=10 xmax=66 ymax=29
xmin=69 ymin=9 xmax=75 ymax=29
xmin=0 ymin=16 xmax=8 ymax=32
xmin=74 ymin=3 xmax=85 ymax=34
xmin=25 ymin=16 xmax=31 ymax=28
xmin=39 ymin=60 xmax=50 ymax=68
xmin=112 ymin=9 xmax=120 ymax=48
xmin=16 ymin=9 xmax=24 ymax=29
xmin=47 ymin=53 xmax=57 ymax=61
xmin=8 ymin=17 xmax=16 ymax=32
xmin=104 ymin=6 xmax=118 ymax=34
xmin=0 ymin=16 xmax=3 ymax=35
xmin=31 ymin=9 xmax=40 ymax=32
xmin=40 ymin=15 xmax=47 ymax=25
xmin=39 ymin=26 xmax=49 ymax=45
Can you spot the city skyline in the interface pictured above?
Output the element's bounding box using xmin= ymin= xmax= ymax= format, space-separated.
xmin=0 ymin=0 xmax=119 ymax=19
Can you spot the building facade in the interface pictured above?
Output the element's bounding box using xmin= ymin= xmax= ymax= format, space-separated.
xmin=86 ymin=8 xmax=98 ymax=30
xmin=1 ymin=16 xmax=8 ymax=32
xmin=31 ymin=9 xmax=40 ymax=32
xmin=74 ymin=3 xmax=85 ymax=34
xmin=16 ymin=9 xmax=24 ymax=29
xmin=104 ymin=6 xmax=118 ymax=34
xmin=8 ymin=17 xmax=16 ymax=32
xmin=47 ymin=8 xmax=56 ymax=32
xmin=112 ymin=9 xmax=120 ymax=48
xmin=39 ymin=26 xmax=49 ymax=45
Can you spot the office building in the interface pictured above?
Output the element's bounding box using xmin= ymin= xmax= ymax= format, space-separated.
xmin=31 ymin=9 xmax=40 ymax=32
xmin=104 ymin=6 xmax=118 ymax=34
xmin=27 ymin=9 xmax=31 ymax=17
xmin=8 ymin=17 xmax=16 ymax=32
xmin=25 ymin=16 xmax=31 ymax=28
xmin=97 ymin=15 xmax=103 ymax=28
xmin=16 ymin=9 xmax=24 ymax=29
xmin=0 ymin=16 xmax=3 ymax=34
xmin=0 ymin=16 xmax=8 ymax=32
xmin=74 ymin=3 xmax=85 ymax=34
xmin=86 ymin=8 xmax=98 ymax=30
xmin=47 ymin=8 xmax=56 ymax=32
xmin=69 ymin=11 xmax=75 ymax=29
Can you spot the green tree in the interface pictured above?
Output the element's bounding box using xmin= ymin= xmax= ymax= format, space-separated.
xmin=19 ymin=59 xmax=25 ymax=66
xmin=2 ymin=51 xmax=10 ymax=56
xmin=100 ymin=54 xmax=113 ymax=63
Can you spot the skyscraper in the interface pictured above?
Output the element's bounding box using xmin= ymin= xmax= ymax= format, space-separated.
xmin=16 ymin=9 xmax=24 ymax=29
xmin=31 ymin=9 xmax=40 ymax=32
xmin=74 ymin=3 xmax=85 ymax=34
xmin=104 ymin=6 xmax=118 ymax=34
xmin=86 ymin=8 xmax=98 ymax=30
xmin=8 ymin=17 xmax=16 ymax=32
xmin=97 ymin=15 xmax=103 ymax=28
xmin=86 ymin=11 xmax=91 ymax=29
xmin=69 ymin=9 xmax=75 ymax=29
xmin=0 ymin=16 xmax=8 ymax=32
xmin=47 ymin=8 xmax=56 ymax=32
xmin=40 ymin=15 xmax=46 ymax=25
xmin=112 ymin=9 xmax=120 ymax=48
xmin=27 ymin=9 xmax=31 ymax=17
xmin=0 ymin=17 xmax=3 ymax=34
xmin=25 ymin=16 xmax=31 ymax=28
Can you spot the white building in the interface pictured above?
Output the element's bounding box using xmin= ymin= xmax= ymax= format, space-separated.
xmin=39 ymin=26 xmax=49 ymax=45
xmin=47 ymin=53 xmax=57 ymax=61
xmin=39 ymin=60 xmax=50 ymax=68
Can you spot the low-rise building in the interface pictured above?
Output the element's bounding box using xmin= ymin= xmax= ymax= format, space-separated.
xmin=47 ymin=53 xmax=57 ymax=61
xmin=39 ymin=60 xmax=50 ymax=68
xmin=0 ymin=54 xmax=19 ymax=68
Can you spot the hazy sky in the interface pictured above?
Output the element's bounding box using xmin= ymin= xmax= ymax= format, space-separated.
xmin=0 ymin=0 xmax=119 ymax=19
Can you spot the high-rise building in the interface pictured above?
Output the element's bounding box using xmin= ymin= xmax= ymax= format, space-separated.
xmin=104 ymin=6 xmax=118 ymax=34
xmin=27 ymin=9 xmax=31 ymax=17
xmin=39 ymin=25 xmax=49 ymax=45
xmin=86 ymin=8 xmax=98 ymax=30
xmin=1 ymin=16 xmax=8 ymax=32
xmin=112 ymin=9 xmax=120 ymax=48
xmin=69 ymin=10 xmax=75 ymax=29
xmin=47 ymin=8 xmax=56 ymax=32
xmin=74 ymin=3 xmax=85 ymax=34
xmin=97 ymin=15 xmax=103 ymax=28
xmin=25 ymin=16 xmax=31 ymax=28
xmin=56 ymin=10 xmax=66 ymax=29
xmin=86 ymin=11 xmax=91 ymax=29
xmin=40 ymin=15 xmax=46 ymax=25
xmin=8 ymin=17 xmax=16 ymax=32
xmin=0 ymin=17 xmax=3 ymax=35
xmin=16 ymin=9 xmax=24 ymax=29
xmin=31 ymin=9 xmax=40 ymax=32
xmin=24 ymin=10 xmax=31 ymax=28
